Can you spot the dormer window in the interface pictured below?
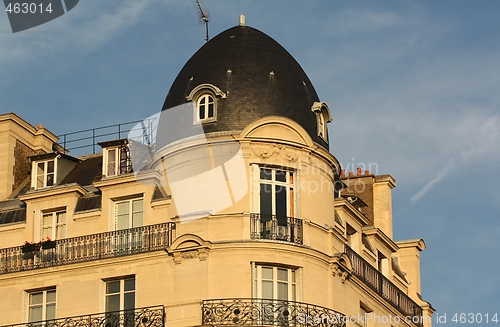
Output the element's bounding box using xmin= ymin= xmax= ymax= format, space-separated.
xmin=99 ymin=139 xmax=132 ymax=177
xmin=29 ymin=152 xmax=79 ymax=190
xmin=36 ymin=160 xmax=55 ymax=188
xmin=311 ymin=102 xmax=332 ymax=142
xmin=186 ymin=83 xmax=226 ymax=124
xmin=197 ymin=94 xmax=215 ymax=121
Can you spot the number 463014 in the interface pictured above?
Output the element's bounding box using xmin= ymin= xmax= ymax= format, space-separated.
xmin=5 ymin=3 xmax=53 ymax=14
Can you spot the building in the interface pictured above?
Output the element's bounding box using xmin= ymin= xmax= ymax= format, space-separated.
xmin=0 ymin=18 xmax=434 ymax=327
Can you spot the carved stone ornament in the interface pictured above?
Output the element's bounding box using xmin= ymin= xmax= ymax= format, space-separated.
xmin=330 ymin=253 xmax=352 ymax=283
xmin=167 ymin=234 xmax=212 ymax=265
xmin=249 ymin=143 xmax=300 ymax=162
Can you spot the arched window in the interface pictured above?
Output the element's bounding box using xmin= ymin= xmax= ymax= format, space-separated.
xmin=197 ymin=94 xmax=215 ymax=121
xmin=311 ymin=102 xmax=332 ymax=142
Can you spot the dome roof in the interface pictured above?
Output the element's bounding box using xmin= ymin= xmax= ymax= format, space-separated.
xmin=161 ymin=25 xmax=328 ymax=148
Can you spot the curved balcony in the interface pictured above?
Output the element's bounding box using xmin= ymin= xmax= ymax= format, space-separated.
xmin=202 ymin=298 xmax=346 ymax=327
xmin=250 ymin=214 xmax=303 ymax=245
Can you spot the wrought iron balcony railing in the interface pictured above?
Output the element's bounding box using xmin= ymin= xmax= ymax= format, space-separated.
xmin=0 ymin=305 xmax=164 ymax=327
xmin=0 ymin=222 xmax=175 ymax=274
xmin=203 ymin=298 xmax=346 ymax=327
xmin=250 ymin=214 xmax=303 ymax=245
xmin=345 ymin=245 xmax=423 ymax=327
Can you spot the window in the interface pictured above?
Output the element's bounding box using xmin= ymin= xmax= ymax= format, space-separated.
xmin=252 ymin=264 xmax=299 ymax=325
xmin=253 ymin=265 xmax=297 ymax=301
xmin=27 ymin=288 xmax=56 ymax=325
xmin=115 ymin=198 xmax=143 ymax=230
xmin=197 ymin=93 xmax=215 ymax=122
xmin=311 ymin=101 xmax=332 ymax=142
xmin=35 ymin=160 xmax=55 ymax=189
xmin=105 ymin=146 xmax=131 ymax=177
xmin=259 ymin=168 xmax=295 ymax=239
xmin=105 ymin=277 xmax=135 ymax=312
xmin=105 ymin=277 xmax=135 ymax=327
xmin=114 ymin=198 xmax=144 ymax=251
xmin=41 ymin=210 xmax=66 ymax=240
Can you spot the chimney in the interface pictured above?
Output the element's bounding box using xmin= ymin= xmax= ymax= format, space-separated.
xmin=239 ymin=14 xmax=245 ymax=26
xmin=340 ymin=169 xmax=345 ymax=178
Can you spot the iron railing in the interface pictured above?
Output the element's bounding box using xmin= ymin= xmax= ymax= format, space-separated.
xmin=0 ymin=305 xmax=165 ymax=327
xmin=202 ymin=298 xmax=346 ymax=327
xmin=0 ymin=222 xmax=175 ymax=274
xmin=345 ymin=245 xmax=423 ymax=326
xmin=58 ymin=117 xmax=158 ymax=156
xmin=250 ymin=214 xmax=303 ymax=244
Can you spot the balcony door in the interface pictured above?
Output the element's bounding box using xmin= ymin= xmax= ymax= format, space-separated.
xmin=258 ymin=168 xmax=295 ymax=240
xmin=114 ymin=198 xmax=144 ymax=252
xmin=253 ymin=264 xmax=298 ymax=326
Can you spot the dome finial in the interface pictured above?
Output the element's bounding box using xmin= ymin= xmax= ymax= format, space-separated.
xmin=239 ymin=14 xmax=245 ymax=26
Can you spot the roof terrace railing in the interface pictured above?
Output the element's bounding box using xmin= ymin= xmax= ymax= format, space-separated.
xmin=0 ymin=222 xmax=175 ymax=274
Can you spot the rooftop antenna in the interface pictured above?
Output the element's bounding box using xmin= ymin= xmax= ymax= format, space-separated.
xmin=194 ymin=0 xmax=209 ymax=42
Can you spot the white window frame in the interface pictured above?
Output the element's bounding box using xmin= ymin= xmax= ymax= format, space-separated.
xmin=258 ymin=167 xmax=295 ymax=218
xmin=104 ymin=276 xmax=136 ymax=313
xmin=252 ymin=264 xmax=300 ymax=302
xmin=26 ymin=288 xmax=56 ymax=324
xmin=32 ymin=159 xmax=56 ymax=189
xmin=196 ymin=93 xmax=216 ymax=123
xmin=41 ymin=209 xmax=67 ymax=241
xmin=103 ymin=146 xmax=131 ymax=177
xmin=114 ymin=198 xmax=144 ymax=231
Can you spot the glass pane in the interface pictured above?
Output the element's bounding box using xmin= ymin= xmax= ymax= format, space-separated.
xmin=132 ymin=212 xmax=143 ymax=228
xmin=28 ymin=305 xmax=42 ymax=322
xmin=277 ymin=268 xmax=288 ymax=281
xmin=116 ymin=202 xmax=128 ymax=215
xmin=117 ymin=214 xmax=129 ymax=230
xmin=106 ymin=281 xmax=120 ymax=294
xmin=106 ymin=294 xmax=120 ymax=312
xmin=107 ymin=149 xmax=116 ymax=175
xmin=124 ymin=292 xmax=135 ymax=310
xmin=37 ymin=162 xmax=44 ymax=188
xmin=199 ymin=105 xmax=205 ymax=120
xmin=46 ymin=303 xmax=56 ymax=320
xmin=124 ymin=278 xmax=135 ymax=291
xmin=30 ymin=292 xmax=43 ymax=304
xmin=42 ymin=227 xmax=52 ymax=239
xmin=262 ymin=280 xmax=273 ymax=299
xmin=56 ymin=224 xmax=66 ymax=239
xmin=260 ymin=184 xmax=272 ymax=215
xmin=262 ymin=267 xmax=273 ymax=280
xmin=46 ymin=173 xmax=54 ymax=186
xmin=132 ymin=199 xmax=143 ymax=212
xmin=47 ymin=160 xmax=54 ymax=173
xmin=46 ymin=290 xmax=56 ymax=302
xmin=275 ymin=185 xmax=287 ymax=217
xmin=275 ymin=170 xmax=286 ymax=182
xmin=208 ymin=103 xmax=214 ymax=117
xmin=56 ymin=212 xmax=66 ymax=224
xmin=42 ymin=214 xmax=52 ymax=226
xmin=291 ymin=270 xmax=296 ymax=283
xmin=260 ymin=168 xmax=272 ymax=180
xmin=277 ymin=282 xmax=288 ymax=301
xmin=200 ymin=97 xmax=206 ymax=104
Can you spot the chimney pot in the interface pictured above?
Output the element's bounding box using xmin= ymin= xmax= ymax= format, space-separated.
xmin=365 ymin=170 xmax=370 ymax=175
xmin=341 ymin=169 xmax=345 ymax=178
xmin=357 ymin=167 xmax=362 ymax=176
xmin=349 ymin=171 xmax=354 ymax=177
xmin=37 ymin=124 xmax=43 ymax=129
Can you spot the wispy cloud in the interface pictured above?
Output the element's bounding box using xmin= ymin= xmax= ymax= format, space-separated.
xmin=410 ymin=159 xmax=454 ymax=204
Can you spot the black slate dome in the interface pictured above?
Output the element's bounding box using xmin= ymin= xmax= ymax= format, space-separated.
xmin=162 ymin=24 xmax=328 ymax=148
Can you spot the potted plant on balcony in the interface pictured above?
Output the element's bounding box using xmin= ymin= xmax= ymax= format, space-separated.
xmin=21 ymin=241 xmax=37 ymax=253
xmin=41 ymin=237 xmax=56 ymax=249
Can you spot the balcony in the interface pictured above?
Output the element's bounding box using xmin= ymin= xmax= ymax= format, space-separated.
xmin=0 ymin=222 xmax=175 ymax=274
xmin=250 ymin=214 xmax=303 ymax=245
xmin=203 ymin=298 xmax=346 ymax=327
xmin=345 ymin=245 xmax=423 ymax=327
xmin=0 ymin=305 xmax=164 ymax=327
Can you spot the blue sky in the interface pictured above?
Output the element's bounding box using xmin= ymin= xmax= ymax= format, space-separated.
xmin=1 ymin=1 xmax=500 ymax=324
